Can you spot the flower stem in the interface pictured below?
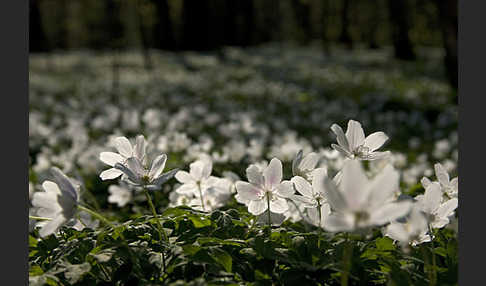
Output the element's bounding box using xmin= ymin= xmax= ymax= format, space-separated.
xmin=341 ymin=234 xmax=353 ymax=286
xmin=197 ymin=182 xmax=206 ymax=212
xmin=426 ymin=224 xmax=437 ymax=286
xmin=266 ymin=192 xmax=271 ymax=227
xmin=317 ymin=201 xmax=322 ymax=249
xmin=143 ymin=188 xmax=168 ymax=273
xmin=78 ymin=205 xmax=115 ymax=228
xmin=29 ymin=216 xmax=52 ymax=221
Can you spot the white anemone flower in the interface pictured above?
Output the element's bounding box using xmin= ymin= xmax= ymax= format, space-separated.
xmin=114 ymin=154 xmax=177 ymax=190
xmin=291 ymin=168 xmax=328 ymax=209
xmin=292 ymin=150 xmax=321 ymax=180
xmin=174 ymin=158 xmax=232 ymax=211
xmin=99 ymin=135 xmax=146 ymax=180
xmin=31 ymin=167 xmax=79 ymax=237
xmin=330 ymin=120 xmax=390 ymax=161
xmin=421 ymin=163 xmax=458 ymax=199
xmin=323 ymin=160 xmax=412 ymax=232
xmin=415 ymin=182 xmax=458 ymax=229
xmin=235 ymin=158 xmax=294 ymax=215
xmin=385 ymin=206 xmax=431 ymax=247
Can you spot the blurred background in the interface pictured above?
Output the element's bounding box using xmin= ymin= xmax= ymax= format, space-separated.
xmin=29 ymin=0 xmax=459 ymax=216
xmin=29 ymin=0 xmax=457 ymax=91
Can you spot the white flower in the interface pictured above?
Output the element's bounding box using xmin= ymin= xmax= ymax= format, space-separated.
xmin=306 ymin=203 xmax=331 ymax=228
xmin=99 ymin=135 xmax=146 ymax=180
xmin=114 ymin=154 xmax=177 ymax=190
xmin=291 ymin=168 xmax=328 ymax=209
xmin=235 ymin=158 xmax=294 ymax=215
xmin=415 ymin=182 xmax=458 ymax=229
xmin=108 ymin=184 xmax=133 ymax=207
xmin=385 ymin=206 xmax=431 ymax=247
xmin=421 ymin=163 xmax=458 ymax=199
xmin=330 ymin=120 xmax=390 ymax=161
xmin=323 ymin=160 xmax=412 ymax=232
xmin=174 ymin=158 xmax=232 ymax=211
xmin=292 ymin=150 xmax=321 ymax=180
xmin=31 ymin=167 xmax=79 ymax=237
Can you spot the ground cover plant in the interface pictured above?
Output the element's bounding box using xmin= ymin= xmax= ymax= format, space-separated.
xmin=29 ymin=44 xmax=458 ymax=285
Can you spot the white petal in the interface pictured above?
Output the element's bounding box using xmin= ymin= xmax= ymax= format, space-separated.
xmin=189 ymin=161 xmax=205 ymax=181
xmin=365 ymin=151 xmax=390 ymax=161
xmin=263 ymin=158 xmax=283 ymax=189
xmin=149 ymin=154 xmax=167 ymax=179
xmin=50 ymin=167 xmax=77 ymax=201
xmin=311 ymin=168 xmax=328 ymax=196
xmin=330 ymin=124 xmax=350 ymax=151
xmin=41 ymin=181 xmax=61 ymax=195
xmin=100 ymin=152 xmax=125 ymax=167
xmin=150 ymin=169 xmax=178 ymax=186
xmin=275 ymin=180 xmax=294 ymax=198
xmin=100 ymin=168 xmax=123 ymax=180
xmin=39 ymin=215 xmax=67 ymax=238
xmin=114 ymin=162 xmax=140 ymax=183
xmin=345 ymin=120 xmax=365 ymax=150
xmin=176 ymin=183 xmax=198 ymax=195
xmin=291 ymin=195 xmax=315 ymax=207
xmin=235 ymin=182 xmax=262 ymax=201
xmin=331 ymin=144 xmax=352 ymax=158
xmin=270 ymin=198 xmax=289 ymax=214
xmin=175 ymin=171 xmax=194 ymax=184
xmin=434 ymin=163 xmax=450 ymax=187
xmin=291 ymin=176 xmax=313 ymax=198
xmin=323 ymin=176 xmax=347 ymax=212
xmin=385 ymin=223 xmax=409 ymax=243
xmin=370 ymin=201 xmax=412 ymax=226
xmin=367 ymin=164 xmax=400 ymax=207
xmin=323 ymin=213 xmax=354 ymax=232
xmin=246 ymin=165 xmax=264 ymax=186
xmin=339 ymin=160 xmax=369 ymax=210
xmin=421 ymin=177 xmax=432 ymax=189
xmin=134 ymin=135 xmax=146 ymax=161
xmin=201 ymin=159 xmax=213 ymax=179
xmin=115 ymin=136 xmax=133 ymax=158
xmin=292 ymin=150 xmax=303 ymax=175
xmin=436 ymin=198 xmax=458 ymax=219
xmin=421 ymin=182 xmax=443 ymax=214
xmin=126 ymin=158 xmax=145 ymax=177
xmin=299 ymin=152 xmax=320 ymax=171
xmin=248 ymin=200 xmax=267 ymax=215
xmin=363 ymin=132 xmax=388 ymax=152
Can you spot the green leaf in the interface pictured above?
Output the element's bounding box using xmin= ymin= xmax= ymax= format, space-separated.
xmin=211 ymin=248 xmax=232 ymax=272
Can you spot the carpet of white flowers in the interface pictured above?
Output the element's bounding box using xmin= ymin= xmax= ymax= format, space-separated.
xmin=29 ymin=44 xmax=458 ymax=286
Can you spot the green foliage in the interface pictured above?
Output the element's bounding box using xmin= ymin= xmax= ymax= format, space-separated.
xmin=29 ymin=207 xmax=457 ymax=285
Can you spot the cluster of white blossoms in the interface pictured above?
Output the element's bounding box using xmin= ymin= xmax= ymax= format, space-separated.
xmin=171 ymin=155 xmax=233 ymax=212
xmin=233 ymin=120 xmax=458 ymax=248
xmin=29 ymin=118 xmax=458 ymax=250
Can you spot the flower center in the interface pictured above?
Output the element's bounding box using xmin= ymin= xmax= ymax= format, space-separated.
xmin=354 ymin=145 xmax=370 ymax=158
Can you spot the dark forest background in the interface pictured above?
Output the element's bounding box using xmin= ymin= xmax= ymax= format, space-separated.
xmin=29 ymin=0 xmax=457 ymax=89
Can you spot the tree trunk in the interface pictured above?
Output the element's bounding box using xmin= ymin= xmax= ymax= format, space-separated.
xmin=153 ymin=0 xmax=175 ymax=50
xmin=321 ymin=0 xmax=331 ymax=55
xmin=182 ymin=0 xmax=214 ymax=51
xmin=339 ymin=0 xmax=353 ymax=49
xmin=291 ymin=0 xmax=312 ymax=45
xmin=388 ymin=0 xmax=416 ymax=60
xmin=436 ymin=0 xmax=458 ymax=90
xmin=29 ymin=0 xmax=48 ymax=52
